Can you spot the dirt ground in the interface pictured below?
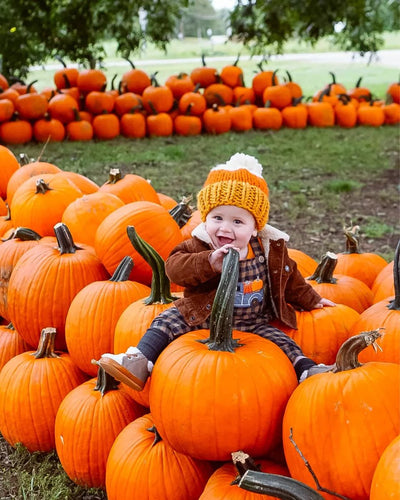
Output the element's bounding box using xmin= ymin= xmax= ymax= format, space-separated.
xmin=269 ymin=166 xmax=399 ymax=263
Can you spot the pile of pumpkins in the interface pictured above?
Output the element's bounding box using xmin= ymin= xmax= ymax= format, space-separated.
xmin=0 ymin=57 xmax=399 ymax=144
xmin=0 ymin=143 xmax=399 ymax=499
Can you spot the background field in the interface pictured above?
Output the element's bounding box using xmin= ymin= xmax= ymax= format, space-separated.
xmin=28 ymin=33 xmax=400 ymax=99
xmin=1 ymin=34 xmax=399 ymax=499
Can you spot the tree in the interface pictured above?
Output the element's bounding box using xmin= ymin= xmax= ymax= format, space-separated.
xmin=229 ymin=0 xmax=399 ymax=55
xmin=179 ymin=0 xmax=226 ymax=38
xmin=0 ymin=0 xmax=188 ymax=81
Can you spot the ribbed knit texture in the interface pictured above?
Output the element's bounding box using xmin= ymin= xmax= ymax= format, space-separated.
xmin=197 ymin=167 xmax=270 ymax=230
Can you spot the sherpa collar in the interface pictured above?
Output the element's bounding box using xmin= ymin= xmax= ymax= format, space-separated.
xmin=191 ymin=222 xmax=290 ymax=247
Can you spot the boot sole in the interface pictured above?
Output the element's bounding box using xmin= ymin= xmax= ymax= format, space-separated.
xmin=97 ymin=358 xmax=145 ymax=391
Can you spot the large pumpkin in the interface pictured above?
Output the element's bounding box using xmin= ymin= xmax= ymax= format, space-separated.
xmin=0 ymin=145 xmax=20 ymax=199
xmin=10 ymin=173 xmax=83 ymax=236
xmin=65 ymin=256 xmax=150 ymax=376
xmin=55 ymin=364 xmax=145 ymax=489
xmin=335 ymin=225 xmax=387 ymax=288
xmin=282 ymin=330 xmax=400 ymax=500
xmin=94 ymin=201 xmax=183 ymax=286
xmin=0 ymin=328 xmax=87 ymax=452
xmin=7 ymin=223 xmax=109 ymax=350
xmin=150 ymin=249 xmax=298 ymax=461
xmin=105 ymin=413 xmax=213 ymax=500
xmin=370 ymin=435 xmax=400 ymax=500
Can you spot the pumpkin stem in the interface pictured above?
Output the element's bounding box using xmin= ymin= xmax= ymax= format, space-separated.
xmin=105 ymin=168 xmax=123 ymax=184
xmin=33 ymin=327 xmax=60 ymax=359
xmin=54 ymin=222 xmax=82 ymax=254
xmin=343 ymin=225 xmax=361 ymax=253
xmin=199 ymin=247 xmax=242 ymax=352
xmin=93 ymin=362 xmax=121 ymax=395
xmin=307 ymin=252 xmax=338 ymax=284
xmin=238 ymin=470 xmax=325 ymax=500
xmin=35 ymin=178 xmax=52 ymax=194
xmin=146 ymin=425 xmax=163 ymax=446
xmin=19 ymin=153 xmax=33 ymax=165
xmin=168 ymin=195 xmax=193 ymax=228
xmin=126 ymin=226 xmax=176 ymax=305
xmin=335 ymin=330 xmax=383 ymax=372
xmin=231 ymin=451 xmax=262 ymax=485
xmin=388 ymin=239 xmax=400 ymax=310
xmin=109 ymin=256 xmax=134 ymax=282
xmin=1 ymin=227 xmax=42 ymax=242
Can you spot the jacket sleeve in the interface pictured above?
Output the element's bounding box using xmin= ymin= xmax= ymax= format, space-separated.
xmin=165 ymin=238 xmax=219 ymax=287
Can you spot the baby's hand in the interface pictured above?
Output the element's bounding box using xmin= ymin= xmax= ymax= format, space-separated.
xmin=209 ymin=244 xmax=240 ymax=272
xmin=313 ymin=297 xmax=336 ymax=309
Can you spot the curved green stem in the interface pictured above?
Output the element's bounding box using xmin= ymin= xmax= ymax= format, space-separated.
xmin=126 ymin=226 xmax=175 ymax=304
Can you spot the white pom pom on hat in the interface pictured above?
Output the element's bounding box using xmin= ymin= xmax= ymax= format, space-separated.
xmin=210 ymin=153 xmax=263 ymax=178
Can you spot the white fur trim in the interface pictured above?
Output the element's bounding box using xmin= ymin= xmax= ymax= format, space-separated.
xmin=210 ymin=153 xmax=263 ymax=178
xmin=192 ymin=222 xmax=289 ymax=245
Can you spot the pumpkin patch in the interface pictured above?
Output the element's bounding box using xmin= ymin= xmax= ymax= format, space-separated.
xmin=0 ymin=64 xmax=397 ymax=145
xmin=0 ymin=137 xmax=397 ymax=499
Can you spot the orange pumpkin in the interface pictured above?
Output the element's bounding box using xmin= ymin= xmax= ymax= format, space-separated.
xmin=106 ymin=413 xmax=213 ymax=500
xmin=99 ymin=168 xmax=160 ymax=204
xmin=190 ymin=54 xmax=218 ymax=88
xmin=0 ymin=327 xmax=87 ymax=452
xmin=6 ymin=159 xmax=61 ymax=204
xmin=94 ymin=201 xmax=183 ymax=285
xmin=282 ymin=331 xmax=400 ymax=500
xmin=7 ymin=223 xmax=109 ymax=350
xmin=65 ymin=256 xmax=150 ymax=376
xmin=370 ymin=435 xmax=400 ymax=500
xmin=0 ymin=323 xmax=29 ymax=371
xmin=33 ymin=115 xmax=66 ymax=142
xmin=335 ymin=225 xmax=387 ymax=288
xmin=62 ymin=191 xmax=124 ymax=247
xmin=150 ymin=250 xmax=297 ymax=461
xmin=306 ymin=252 xmax=373 ymax=313
xmin=0 ymin=145 xmax=20 ymax=199
xmin=10 ymin=173 xmax=83 ymax=236
xmin=55 ymin=365 xmax=145 ymax=489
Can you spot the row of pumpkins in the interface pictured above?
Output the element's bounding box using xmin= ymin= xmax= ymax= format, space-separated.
xmin=0 ymin=143 xmax=398 ymax=499
xmin=0 ymin=58 xmax=399 ymax=144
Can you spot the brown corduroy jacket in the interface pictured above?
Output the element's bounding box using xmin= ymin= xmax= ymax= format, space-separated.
xmin=165 ymin=223 xmax=321 ymax=329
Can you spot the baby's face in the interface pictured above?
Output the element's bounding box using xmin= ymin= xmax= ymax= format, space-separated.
xmin=205 ymin=205 xmax=256 ymax=253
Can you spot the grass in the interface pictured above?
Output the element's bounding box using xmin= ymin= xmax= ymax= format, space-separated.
xmin=8 ymin=125 xmax=400 ymax=261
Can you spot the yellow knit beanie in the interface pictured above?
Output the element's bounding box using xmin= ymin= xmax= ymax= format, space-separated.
xmin=197 ymin=153 xmax=270 ymax=230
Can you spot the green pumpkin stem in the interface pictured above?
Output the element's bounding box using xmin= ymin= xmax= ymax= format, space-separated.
xmin=54 ymin=222 xmax=82 ymax=254
xmin=93 ymin=362 xmax=121 ymax=395
xmin=126 ymin=226 xmax=176 ymax=305
xmin=33 ymin=327 xmax=60 ymax=359
xmin=307 ymin=252 xmax=337 ymax=283
xmin=168 ymin=195 xmax=193 ymax=228
xmin=238 ymin=470 xmax=325 ymax=500
xmin=199 ymin=247 xmax=242 ymax=352
xmin=109 ymin=256 xmax=134 ymax=282
xmin=343 ymin=225 xmax=361 ymax=254
xmin=335 ymin=329 xmax=383 ymax=372
xmin=388 ymin=239 xmax=400 ymax=310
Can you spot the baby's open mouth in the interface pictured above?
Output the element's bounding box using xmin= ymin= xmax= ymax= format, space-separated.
xmin=217 ymin=236 xmax=234 ymax=246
